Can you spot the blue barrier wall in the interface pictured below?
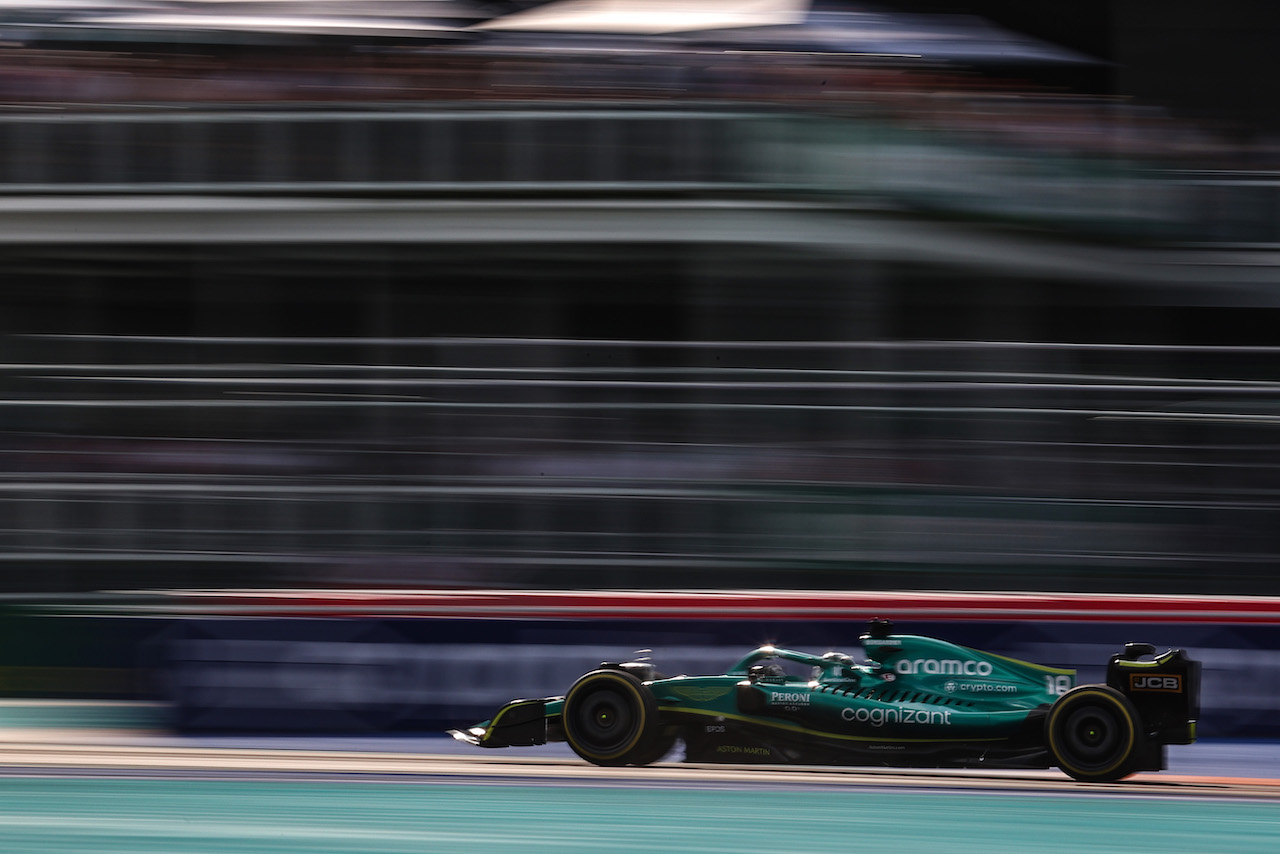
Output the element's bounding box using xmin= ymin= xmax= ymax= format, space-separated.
xmin=149 ymin=617 xmax=1278 ymax=738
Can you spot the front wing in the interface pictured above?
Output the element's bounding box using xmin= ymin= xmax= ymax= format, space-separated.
xmin=450 ymin=698 xmax=557 ymax=748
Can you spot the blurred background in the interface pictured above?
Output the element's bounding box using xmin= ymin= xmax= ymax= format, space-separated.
xmin=2 ymin=0 xmax=1279 ymax=596
xmin=0 ymin=0 xmax=1279 ymax=732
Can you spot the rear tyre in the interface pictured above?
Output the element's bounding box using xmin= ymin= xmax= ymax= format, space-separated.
xmin=562 ymin=669 xmax=661 ymax=766
xmin=1046 ymin=685 xmax=1143 ymax=782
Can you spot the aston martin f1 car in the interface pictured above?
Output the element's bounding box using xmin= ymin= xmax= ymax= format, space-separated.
xmin=451 ymin=620 xmax=1200 ymax=782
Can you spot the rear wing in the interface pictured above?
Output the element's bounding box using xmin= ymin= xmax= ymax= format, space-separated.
xmin=1107 ymin=643 xmax=1201 ymax=745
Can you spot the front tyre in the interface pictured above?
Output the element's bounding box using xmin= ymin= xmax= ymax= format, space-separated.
xmin=1046 ymin=685 xmax=1143 ymax=782
xmin=562 ymin=669 xmax=661 ymax=766
xmin=625 ymin=729 xmax=677 ymax=766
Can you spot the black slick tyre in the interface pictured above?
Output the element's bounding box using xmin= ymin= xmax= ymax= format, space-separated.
xmin=1046 ymin=685 xmax=1144 ymax=782
xmin=561 ymin=669 xmax=661 ymax=766
xmin=625 ymin=729 xmax=677 ymax=766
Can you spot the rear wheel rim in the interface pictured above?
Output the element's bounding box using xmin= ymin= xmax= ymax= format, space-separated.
xmin=1049 ymin=689 xmax=1139 ymax=781
xmin=1061 ymin=705 xmax=1123 ymax=768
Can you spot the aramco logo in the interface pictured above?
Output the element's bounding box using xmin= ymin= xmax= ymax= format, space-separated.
xmin=894 ymin=658 xmax=994 ymax=676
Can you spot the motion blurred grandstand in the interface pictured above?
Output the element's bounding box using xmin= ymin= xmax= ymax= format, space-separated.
xmin=0 ymin=0 xmax=1278 ymax=600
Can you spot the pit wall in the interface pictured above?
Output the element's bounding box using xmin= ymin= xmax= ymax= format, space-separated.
xmin=4 ymin=591 xmax=1278 ymax=738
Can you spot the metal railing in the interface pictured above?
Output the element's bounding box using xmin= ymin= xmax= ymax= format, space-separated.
xmin=4 ymin=336 xmax=1279 ymax=594
xmin=0 ymin=109 xmax=759 ymax=191
xmin=0 ymin=106 xmax=1217 ymax=239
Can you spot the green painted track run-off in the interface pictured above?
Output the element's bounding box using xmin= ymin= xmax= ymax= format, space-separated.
xmin=2 ymin=778 xmax=1279 ymax=854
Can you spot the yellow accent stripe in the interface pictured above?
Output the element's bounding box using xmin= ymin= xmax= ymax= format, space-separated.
xmin=979 ymin=648 xmax=1076 ymax=676
xmin=1112 ymin=655 xmax=1183 ymax=670
xmin=657 ymin=705 xmax=1006 ymax=745
xmin=480 ymin=701 xmax=531 ymax=746
xmin=480 ymin=698 xmax=554 ymax=746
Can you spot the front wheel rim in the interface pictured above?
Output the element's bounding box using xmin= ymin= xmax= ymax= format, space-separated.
xmin=572 ymin=689 xmax=638 ymax=753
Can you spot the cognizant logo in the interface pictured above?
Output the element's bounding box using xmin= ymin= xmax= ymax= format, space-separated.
xmin=895 ymin=658 xmax=993 ymax=676
xmin=841 ymin=707 xmax=952 ymax=726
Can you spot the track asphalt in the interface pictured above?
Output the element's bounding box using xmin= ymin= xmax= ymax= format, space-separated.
xmin=1 ymin=698 xmax=1278 ymax=777
xmin=2 ymin=701 xmax=1280 ymax=853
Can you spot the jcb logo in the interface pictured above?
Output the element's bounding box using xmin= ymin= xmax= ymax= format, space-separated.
xmin=1130 ymin=674 xmax=1182 ymax=692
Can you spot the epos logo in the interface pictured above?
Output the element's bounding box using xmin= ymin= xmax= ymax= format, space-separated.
xmin=1130 ymin=674 xmax=1182 ymax=692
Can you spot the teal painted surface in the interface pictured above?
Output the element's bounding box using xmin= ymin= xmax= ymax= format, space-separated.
xmin=1 ymin=778 xmax=1278 ymax=854
xmin=0 ymin=702 xmax=163 ymax=729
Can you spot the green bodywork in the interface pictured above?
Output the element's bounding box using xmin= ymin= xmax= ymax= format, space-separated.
xmin=648 ymin=636 xmax=1073 ymax=744
xmin=463 ymin=633 xmax=1075 ymax=751
xmin=454 ymin=626 xmax=1199 ymax=780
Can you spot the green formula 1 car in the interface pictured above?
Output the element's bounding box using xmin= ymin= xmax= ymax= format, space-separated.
xmin=451 ymin=620 xmax=1200 ymax=782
